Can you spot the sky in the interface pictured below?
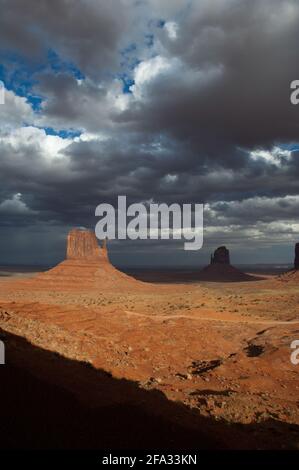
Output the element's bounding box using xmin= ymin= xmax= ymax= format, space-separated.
xmin=0 ymin=0 xmax=299 ymax=267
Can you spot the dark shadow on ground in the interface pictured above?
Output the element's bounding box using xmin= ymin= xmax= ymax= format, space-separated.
xmin=123 ymin=269 xmax=265 ymax=284
xmin=0 ymin=331 xmax=298 ymax=450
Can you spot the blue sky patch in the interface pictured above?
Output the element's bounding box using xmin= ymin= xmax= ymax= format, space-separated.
xmin=47 ymin=49 xmax=85 ymax=80
xmin=43 ymin=127 xmax=82 ymax=139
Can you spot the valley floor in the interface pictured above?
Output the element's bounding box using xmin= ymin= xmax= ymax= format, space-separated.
xmin=0 ymin=272 xmax=298 ymax=449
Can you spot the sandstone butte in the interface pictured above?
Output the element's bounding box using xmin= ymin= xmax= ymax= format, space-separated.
xmin=9 ymin=228 xmax=143 ymax=292
xmin=66 ymin=229 xmax=109 ymax=261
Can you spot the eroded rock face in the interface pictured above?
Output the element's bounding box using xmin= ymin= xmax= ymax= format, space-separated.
xmin=210 ymin=246 xmax=230 ymax=265
xmin=295 ymin=243 xmax=299 ymax=270
xmin=66 ymin=229 xmax=103 ymax=260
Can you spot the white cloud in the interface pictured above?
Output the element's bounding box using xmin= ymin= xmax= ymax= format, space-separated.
xmin=0 ymin=87 xmax=34 ymax=130
xmin=164 ymin=21 xmax=179 ymax=40
xmin=164 ymin=173 xmax=178 ymax=183
xmin=0 ymin=126 xmax=71 ymax=161
xmin=250 ymin=146 xmax=292 ymax=165
xmin=207 ymin=195 xmax=299 ymax=223
xmin=74 ymin=131 xmax=108 ymax=143
xmin=0 ymin=193 xmax=37 ymax=215
xmin=130 ymin=55 xmax=178 ymax=99
xmin=107 ymin=80 xmax=130 ymax=112
xmin=0 ymin=126 xmax=73 ymax=184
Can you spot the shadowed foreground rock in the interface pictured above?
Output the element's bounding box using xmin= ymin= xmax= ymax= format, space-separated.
xmin=1 ymin=330 xmax=297 ymax=450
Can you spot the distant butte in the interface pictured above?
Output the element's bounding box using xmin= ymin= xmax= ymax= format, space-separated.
xmin=199 ymin=246 xmax=259 ymax=282
xmin=210 ymin=246 xmax=230 ymax=265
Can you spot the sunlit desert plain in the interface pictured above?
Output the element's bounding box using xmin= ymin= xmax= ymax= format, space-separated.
xmin=0 ymin=230 xmax=298 ymax=449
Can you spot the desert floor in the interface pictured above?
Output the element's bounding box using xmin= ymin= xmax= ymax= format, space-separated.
xmin=0 ymin=269 xmax=298 ymax=449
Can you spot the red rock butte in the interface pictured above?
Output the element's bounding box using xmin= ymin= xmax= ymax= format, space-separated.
xmin=13 ymin=229 xmax=142 ymax=291
xmin=66 ymin=229 xmax=107 ymax=261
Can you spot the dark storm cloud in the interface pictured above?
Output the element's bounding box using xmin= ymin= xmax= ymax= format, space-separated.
xmin=35 ymin=73 xmax=110 ymax=131
xmin=0 ymin=0 xmax=299 ymax=264
xmin=122 ymin=0 xmax=299 ymax=152
xmin=0 ymin=0 xmax=129 ymax=76
xmin=0 ymin=129 xmax=298 ymax=230
xmin=30 ymin=0 xmax=299 ymax=170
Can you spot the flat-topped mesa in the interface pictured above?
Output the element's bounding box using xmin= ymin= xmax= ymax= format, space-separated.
xmin=295 ymin=243 xmax=299 ymax=270
xmin=210 ymin=246 xmax=230 ymax=265
xmin=66 ymin=229 xmax=105 ymax=261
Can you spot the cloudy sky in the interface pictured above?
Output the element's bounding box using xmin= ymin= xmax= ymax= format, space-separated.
xmin=0 ymin=0 xmax=299 ymax=267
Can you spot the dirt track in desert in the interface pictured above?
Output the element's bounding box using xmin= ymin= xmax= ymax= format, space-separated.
xmin=0 ymin=231 xmax=298 ymax=449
